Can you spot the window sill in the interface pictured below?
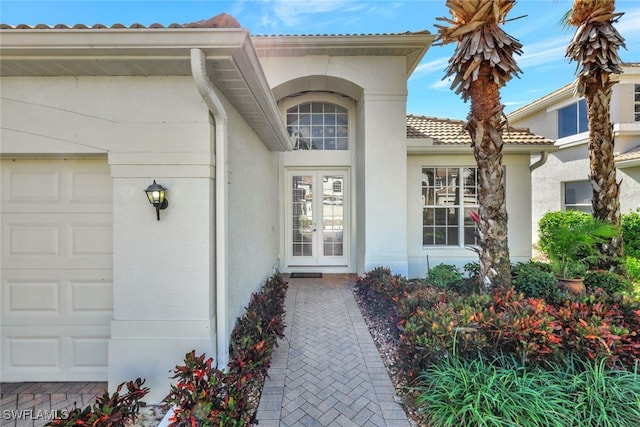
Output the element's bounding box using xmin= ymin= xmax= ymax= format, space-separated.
xmin=556 ymin=132 xmax=588 ymax=148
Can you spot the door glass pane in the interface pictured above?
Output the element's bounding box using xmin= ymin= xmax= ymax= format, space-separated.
xmin=292 ymin=175 xmax=313 ymax=257
xmin=322 ymin=175 xmax=343 ymax=256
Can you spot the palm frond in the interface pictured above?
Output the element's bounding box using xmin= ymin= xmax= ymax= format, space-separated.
xmin=435 ymin=0 xmax=522 ymax=101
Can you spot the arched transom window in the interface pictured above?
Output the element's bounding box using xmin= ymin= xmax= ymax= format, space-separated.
xmin=287 ymin=102 xmax=348 ymax=150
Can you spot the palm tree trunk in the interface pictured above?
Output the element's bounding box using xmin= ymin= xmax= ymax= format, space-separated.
xmin=466 ymin=70 xmax=512 ymax=289
xmin=584 ymin=77 xmax=624 ymax=269
xmin=565 ymin=0 xmax=626 ymax=272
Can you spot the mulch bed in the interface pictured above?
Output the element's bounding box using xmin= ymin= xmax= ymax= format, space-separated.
xmin=352 ymin=285 xmax=424 ymax=426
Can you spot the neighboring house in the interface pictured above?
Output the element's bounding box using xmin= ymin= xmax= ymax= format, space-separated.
xmin=0 ymin=14 xmax=552 ymax=401
xmin=507 ymin=63 xmax=640 ymax=246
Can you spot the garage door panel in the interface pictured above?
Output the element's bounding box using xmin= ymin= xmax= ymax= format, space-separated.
xmin=70 ymin=169 xmax=113 ymax=206
xmin=5 ymin=336 xmax=61 ymax=368
xmin=72 ymin=337 xmax=109 ymax=367
xmin=71 ymin=280 xmax=113 ymax=312
xmin=8 ymin=281 xmax=59 ymax=312
xmin=2 ymin=269 xmax=113 ymax=326
xmin=2 ymin=168 xmax=61 ymax=205
xmin=1 ymin=158 xmax=111 ymax=214
xmin=1 ymin=158 xmax=112 ymax=382
xmin=2 ymin=214 xmax=112 ymax=269
xmin=1 ymin=326 xmax=110 ymax=382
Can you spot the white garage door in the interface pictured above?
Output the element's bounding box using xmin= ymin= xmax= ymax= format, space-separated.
xmin=1 ymin=158 xmax=113 ymax=382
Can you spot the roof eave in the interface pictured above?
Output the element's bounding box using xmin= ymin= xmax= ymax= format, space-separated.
xmin=0 ymin=28 xmax=292 ymax=151
xmin=252 ymin=32 xmax=435 ymax=76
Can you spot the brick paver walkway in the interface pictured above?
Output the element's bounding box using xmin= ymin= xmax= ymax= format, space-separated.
xmin=256 ymin=274 xmax=409 ymax=426
xmin=1 ymin=274 xmax=409 ymax=427
xmin=0 ymin=383 xmax=106 ymax=427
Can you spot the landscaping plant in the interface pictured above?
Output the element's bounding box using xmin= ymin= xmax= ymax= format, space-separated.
xmin=512 ymin=260 xmax=561 ymax=303
xmin=45 ymin=378 xmax=149 ymax=427
xmin=415 ymin=355 xmax=640 ymax=427
xmin=427 ymin=263 xmax=465 ymax=293
xmin=163 ymin=351 xmax=250 ymax=427
xmin=163 ymin=273 xmax=288 ymax=427
xmin=392 ymin=282 xmax=639 ymax=377
xmin=584 ymin=270 xmax=631 ymax=295
xmin=622 ymin=209 xmax=640 ymax=259
xmin=539 ymin=214 xmax=618 ymax=280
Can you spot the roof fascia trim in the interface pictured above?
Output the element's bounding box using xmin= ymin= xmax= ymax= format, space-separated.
xmin=252 ymin=33 xmax=435 ymax=75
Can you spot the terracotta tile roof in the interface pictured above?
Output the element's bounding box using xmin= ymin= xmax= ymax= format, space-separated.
xmin=407 ymin=114 xmax=554 ymax=146
xmin=615 ymin=145 xmax=640 ymax=163
xmin=0 ymin=12 xmax=241 ymax=30
xmin=0 ymin=13 xmax=429 ymax=38
xmin=252 ymin=30 xmax=431 ymax=37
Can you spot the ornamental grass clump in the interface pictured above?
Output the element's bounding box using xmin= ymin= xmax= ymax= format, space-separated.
xmin=415 ymin=356 xmax=640 ymax=427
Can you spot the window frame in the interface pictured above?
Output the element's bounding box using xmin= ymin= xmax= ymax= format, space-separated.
xmin=557 ymin=99 xmax=588 ymax=138
xmin=286 ymin=101 xmax=349 ymax=151
xmin=634 ymin=84 xmax=640 ymax=122
xmin=421 ymin=166 xmax=480 ymax=248
xmin=563 ymin=180 xmax=592 ymax=213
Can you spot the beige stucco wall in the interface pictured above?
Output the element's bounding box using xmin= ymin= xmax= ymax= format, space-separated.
xmin=0 ymin=74 xmax=279 ymax=402
xmin=510 ymin=79 xmax=640 ymax=249
xmin=260 ymin=55 xmax=411 ymax=275
xmin=225 ymin=95 xmax=280 ymax=337
xmin=406 ymin=153 xmax=533 ymax=279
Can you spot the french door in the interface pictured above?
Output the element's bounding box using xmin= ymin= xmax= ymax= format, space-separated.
xmin=286 ymin=169 xmax=349 ymax=267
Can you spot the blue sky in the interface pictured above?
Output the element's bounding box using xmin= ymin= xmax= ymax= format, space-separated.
xmin=2 ymin=0 xmax=639 ymax=120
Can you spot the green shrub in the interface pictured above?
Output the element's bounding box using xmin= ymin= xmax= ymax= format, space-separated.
xmin=584 ymin=270 xmax=630 ymax=294
xmin=356 ymin=267 xmax=424 ymax=301
xmin=463 ymin=261 xmax=480 ymax=278
xmin=427 ymin=263 xmax=464 ymax=293
xmin=628 ymin=257 xmax=640 ymax=283
xmin=538 ymin=210 xmax=591 ymax=256
xmin=415 ymin=356 xmax=640 ymax=427
xmin=512 ymin=261 xmax=560 ymax=302
xmin=622 ymin=209 xmax=640 ymax=259
xmin=626 ymin=257 xmax=640 ymax=299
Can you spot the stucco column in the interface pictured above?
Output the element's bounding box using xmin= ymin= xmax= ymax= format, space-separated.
xmin=107 ymin=153 xmax=216 ymax=403
xmin=361 ymin=91 xmax=408 ymax=276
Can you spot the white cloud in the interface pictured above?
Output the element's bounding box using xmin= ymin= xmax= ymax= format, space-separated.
xmin=262 ymin=0 xmax=368 ymax=29
xmin=414 ymin=57 xmax=450 ymax=77
xmin=429 ymin=76 xmax=453 ymax=90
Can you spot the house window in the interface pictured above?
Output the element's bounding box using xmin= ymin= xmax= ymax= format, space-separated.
xmin=564 ymin=181 xmax=592 ymax=212
xmin=422 ymin=167 xmax=479 ymax=247
xmin=635 ymin=84 xmax=640 ymax=122
xmin=558 ymin=99 xmax=588 ymax=138
xmin=286 ymin=102 xmax=348 ymax=150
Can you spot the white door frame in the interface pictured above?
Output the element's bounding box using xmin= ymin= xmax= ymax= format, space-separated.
xmin=284 ymin=167 xmax=350 ymax=271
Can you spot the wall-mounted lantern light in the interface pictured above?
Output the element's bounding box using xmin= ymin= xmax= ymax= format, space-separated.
xmin=144 ymin=180 xmax=169 ymax=221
